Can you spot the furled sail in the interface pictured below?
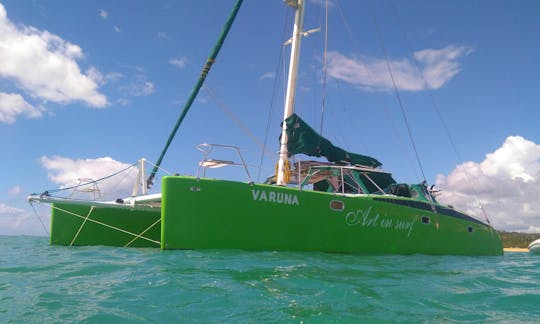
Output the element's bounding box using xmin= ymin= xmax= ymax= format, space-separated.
xmin=283 ymin=113 xmax=382 ymax=167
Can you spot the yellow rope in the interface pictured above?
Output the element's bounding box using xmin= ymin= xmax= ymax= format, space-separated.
xmin=51 ymin=204 xmax=160 ymax=245
xmin=70 ymin=206 xmax=95 ymax=246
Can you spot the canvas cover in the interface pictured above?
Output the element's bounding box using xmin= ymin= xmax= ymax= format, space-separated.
xmin=283 ymin=113 xmax=382 ymax=167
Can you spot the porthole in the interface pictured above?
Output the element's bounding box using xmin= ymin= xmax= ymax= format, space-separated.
xmin=421 ymin=216 xmax=430 ymax=224
xmin=467 ymin=226 xmax=474 ymax=233
xmin=330 ymin=200 xmax=344 ymax=211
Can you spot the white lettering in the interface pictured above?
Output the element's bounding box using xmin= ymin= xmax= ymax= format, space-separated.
xmin=252 ymin=190 xmax=260 ymax=200
xmin=284 ymin=194 xmax=291 ymax=205
xmin=345 ymin=206 xmax=418 ymax=238
xmin=251 ymin=189 xmax=299 ymax=206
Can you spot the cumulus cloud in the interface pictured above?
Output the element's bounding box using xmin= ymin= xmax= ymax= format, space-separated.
xmin=436 ymin=136 xmax=540 ymax=232
xmin=327 ymin=45 xmax=473 ymax=92
xmin=0 ymin=3 xmax=107 ymax=108
xmin=40 ymin=156 xmax=139 ymax=200
xmin=0 ymin=92 xmax=43 ymax=124
xmin=0 ymin=203 xmax=49 ymax=236
xmin=169 ymin=57 xmax=187 ymax=69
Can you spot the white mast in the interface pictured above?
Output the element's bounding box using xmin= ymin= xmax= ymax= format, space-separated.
xmin=277 ymin=0 xmax=305 ymax=185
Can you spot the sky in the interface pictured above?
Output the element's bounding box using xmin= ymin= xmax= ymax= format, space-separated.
xmin=0 ymin=0 xmax=539 ymax=236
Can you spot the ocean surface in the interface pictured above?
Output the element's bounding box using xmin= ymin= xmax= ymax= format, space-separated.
xmin=1 ymin=236 xmax=539 ymax=323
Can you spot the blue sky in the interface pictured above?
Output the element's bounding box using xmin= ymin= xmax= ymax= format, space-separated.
xmin=1 ymin=0 xmax=539 ymax=235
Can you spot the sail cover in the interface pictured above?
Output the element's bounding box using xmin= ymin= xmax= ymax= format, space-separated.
xmin=283 ymin=113 xmax=382 ymax=167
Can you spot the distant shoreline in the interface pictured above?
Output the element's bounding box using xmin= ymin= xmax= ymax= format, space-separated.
xmin=499 ymin=231 xmax=540 ymax=248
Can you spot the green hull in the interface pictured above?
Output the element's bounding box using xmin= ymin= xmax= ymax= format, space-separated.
xmin=50 ymin=203 xmax=161 ymax=248
xmin=162 ymin=176 xmax=503 ymax=255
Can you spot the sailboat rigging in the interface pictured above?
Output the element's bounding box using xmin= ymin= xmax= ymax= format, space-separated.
xmin=28 ymin=0 xmax=502 ymax=255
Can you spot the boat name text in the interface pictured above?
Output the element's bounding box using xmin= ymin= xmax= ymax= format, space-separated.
xmin=251 ymin=189 xmax=299 ymax=206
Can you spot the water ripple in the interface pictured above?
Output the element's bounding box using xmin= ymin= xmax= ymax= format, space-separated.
xmin=1 ymin=236 xmax=539 ymax=322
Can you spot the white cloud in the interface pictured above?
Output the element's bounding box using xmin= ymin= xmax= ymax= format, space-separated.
xmin=0 ymin=203 xmax=49 ymax=236
xmin=113 ymin=25 xmax=121 ymax=33
xmin=0 ymin=92 xmax=43 ymax=124
xmin=121 ymin=75 xmax=155 ymax=96
xmin=8 ymin=185 xmax=22 ymax=195
xmin=436 ymin=136 xmax=540 ymax=232
xmin=259 ymin=72 xmax=275 ymax=80
xmin=158 ymin=32 xmax=168 ymax=39
xmin=169 ymin=57 xmax=187 ymax=69
xmin=99 ymin=9 xmax=108 ymax=20
xmin=131 ymin=81 xmax=155 ymax=96
xmin=40 ymin=156 xmax=138 ymax=200
xmin=86 ymin=68 xmax=123 ymax=86
xmin=0 ymin=3 xmax=107 ymax=108
xmin=327 ymin=45 xmax=473 ymax=92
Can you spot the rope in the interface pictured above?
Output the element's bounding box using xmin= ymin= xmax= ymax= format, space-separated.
xmin=203 ymin=85 xmax=274 ymax=159
xmin=257 ymin=6 xmax=290 ymax=182
xmin=388 ymin=0 xmax=493 ymax=224
xmin=329 ymin=1 xmax=419 ymax=179
xmin=50 ymin=204 xmax=160 ymax=245
xmin=123 ymin=217 xmax=161 ymax=248
xmin=319 ymin=0 xmax=329 ymax=136
xmin=147 ymin=0 xmax=244 ymax=188
xmin=37 ymin=162 xmax=137 ymax=196
xmin=29 ymin=201 xmax=49 ymax=236
xmin=368 ymin=3 xmax=429 ymax=184
xmin=70 ymin=206 xmax=95 ymax=246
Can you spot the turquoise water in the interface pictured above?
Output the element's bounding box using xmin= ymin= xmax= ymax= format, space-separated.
xmin=1 ymin=236 xmax=539 ymax=322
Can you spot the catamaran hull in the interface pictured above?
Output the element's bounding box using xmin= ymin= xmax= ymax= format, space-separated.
xmin=50 ymin=203 xmax=161 ymax=248
xmin=161 ymin=176 xmax=503 ymax=255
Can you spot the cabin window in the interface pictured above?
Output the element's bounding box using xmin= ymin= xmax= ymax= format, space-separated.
xmin=330 ymin=200 xmax=344 ymax=211
xmin=421 ymin=216 xmax=430 ymax=224
xmin=468 ymin=226 xmax=474 ymax=233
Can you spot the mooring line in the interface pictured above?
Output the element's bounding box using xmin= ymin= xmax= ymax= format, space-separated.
xmin=51 ymin=205 xmax=160 ymax=245
xmin=123 ymin=218 xmax=161 ymax=248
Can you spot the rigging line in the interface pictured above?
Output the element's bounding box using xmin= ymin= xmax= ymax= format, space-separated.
xmin=147 ymin=0 xmax=244 ymax=188
xmin=388 ymin=0 xmax=465 ymax=165
xmin=202 ymin=85 xmax=274 ymax=159
xmin=105 ymin=166 xmax=138 ymax=199
xmin=257 ymin=6 xmax=291 ymax=182
xmin=29 ymin=201 xmax=49 ymax=236
xmin=145 ymin=160 xmax=172 ymax=176
xmin=368 ymin=2 xmax=428 ymax=184
xmin=333 ymin=1 xmax=419 ymax=178
xmin=319 ymin=0 xmax=329 ymax=136
xmin=388 ymin=0 xmax=491 ymax=222
xmin=37 ymin=163 xmax=137 ymax=196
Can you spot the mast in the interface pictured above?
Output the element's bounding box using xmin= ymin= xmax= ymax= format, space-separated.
xmin=277 ymin=0 xmax=305 ymax=185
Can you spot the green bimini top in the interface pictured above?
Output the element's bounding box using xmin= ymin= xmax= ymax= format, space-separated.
xmin=283 ymin=113 xmax=382 ymax=168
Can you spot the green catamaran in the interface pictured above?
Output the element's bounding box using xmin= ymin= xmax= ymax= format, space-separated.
xmin=28 ymin=0 xmax=503 ymax=255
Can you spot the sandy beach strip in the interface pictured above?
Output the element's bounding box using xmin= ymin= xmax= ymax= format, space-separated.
xmin=504 ymin=247 xmax=529 ymax=253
